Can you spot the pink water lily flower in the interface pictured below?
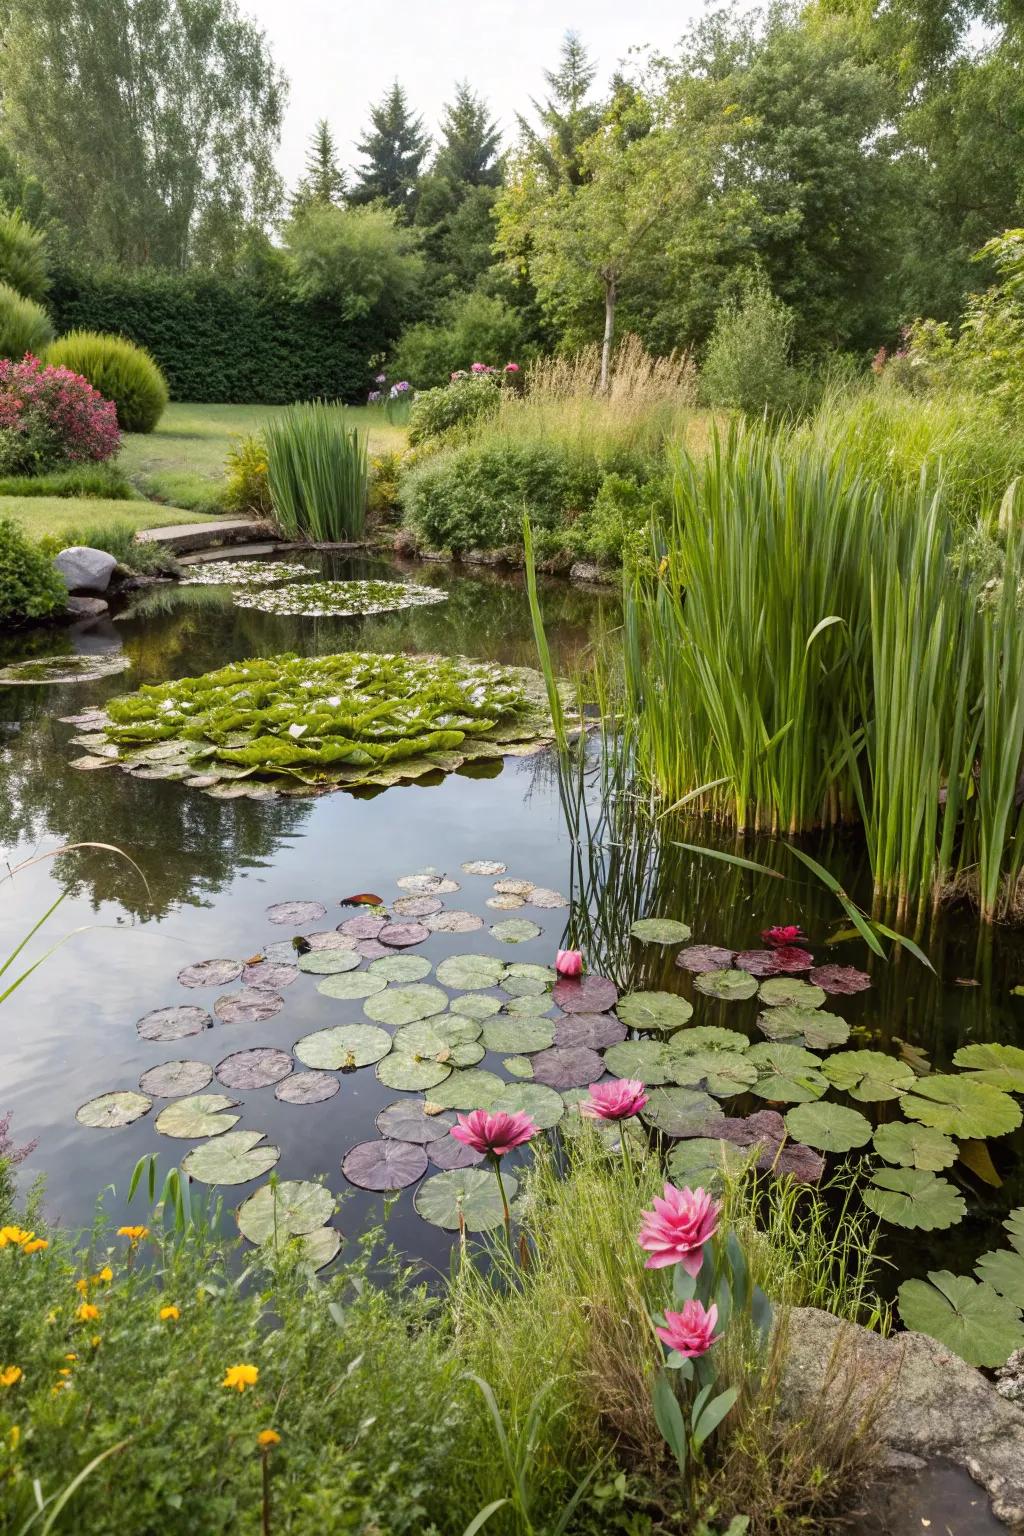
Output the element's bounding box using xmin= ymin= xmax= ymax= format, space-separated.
xmin=762 ymin=924 xmax=805 ymax=948
xmin=555 ymin=949 xmax=583 ymax=978
xmin=656 ymin=1299 xmax=722 ymax=1358
xmin=451 ymin=1109 xmax=538 ymax=1159
xmin=581 ymin=1079 xmax=647 ymax=1121
xmin=638 ymin=1184 xmax=721 ymax=1275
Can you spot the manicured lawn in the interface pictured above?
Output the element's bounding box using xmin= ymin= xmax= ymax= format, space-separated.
xmin=0 ymin=496 xmax=217 ymax=541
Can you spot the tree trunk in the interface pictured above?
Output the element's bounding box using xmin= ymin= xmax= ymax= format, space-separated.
xmin=601 ymin=272 xmax=617 ymax=393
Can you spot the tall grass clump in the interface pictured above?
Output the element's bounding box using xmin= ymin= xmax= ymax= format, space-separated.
xmin=264 ymin=401 xmax=367 ymax=541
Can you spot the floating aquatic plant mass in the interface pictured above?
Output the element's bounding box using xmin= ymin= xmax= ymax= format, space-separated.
xmin=231 ymin=578 xmax=448 ymax=617
xmin=178 ymin=559 xmax=314 ymax=587
xmin=69 ymin=651 xmax=564 ymax=797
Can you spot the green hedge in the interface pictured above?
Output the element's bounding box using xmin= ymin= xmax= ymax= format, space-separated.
xmin=48 ymin=269 xmax=376 ymax=404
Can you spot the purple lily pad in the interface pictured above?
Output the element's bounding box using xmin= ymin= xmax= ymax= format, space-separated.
xmin=306 ymin=930 xmax=357 ymax=951
xmin=177 ymin=958 xmax=244 ymax=989
xmin=342 ymin=1139 xmax=428 ymax=1191
xmin=275 ymin=1071 xmax=339 ymax=1104
xmin=242 ymin=960 xmax=299 ymax=990
xmin=266 ymin=900 xmax=327 ymax=925
xmin=552 ymin=974 xmax=618 ymax=1015
xmin=773 ymin=946 xmax=815 ymax=973
xmin=376 ymin=1101 xmax=455 ymax=1143
xmin=379 ymin=922 xmax=430 ymax=948
xmin=137 ymin=1005 xmax=212 ymax=1041
xmin=340 ymin=914 xmax=388 ymax=940
xmin=689 ymin=1109 xmax=824 ymax=1184
xmin=676 ymin=945 xmax=736 ymax=974
xmin=354 ymin=938 xmax=389 ymax=960
xmin=553 ymin=1013 xmax=626 ymax=1050
xmin=393 ymin=895 xmax=444 ymax=918
xmin=428 ymin=1133 xmax=486 ymax=1170
xmin=530 ymin=1044 xmax=605 ymax=1089
xmin=423 ymin=910 xmax=484 ymax=934
xmin=215 ymin=1047 xmax=293 ymax=1090
xmin=809 ymin=964 xmax=872 ymax=995
xmin=734 ymin=950 xmax=781 ymax=978
xmin=214 ymin=988 xmax=284 ymax=1026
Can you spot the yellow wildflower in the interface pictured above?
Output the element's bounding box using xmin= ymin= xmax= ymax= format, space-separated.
xmin=76 ymin=1303 xmax=100 ymax=1323
xmin=159 ymin=1305 xmax=180 ymax=1322
xmin=75 ymin=1277 xmax=89 ymax=1295
xmin=116 ymin=1226 xmax=149 ymax=1243
xmin=95 ymin=1266 xmax=113 ymax=1284
xmin=64 ymin=1354 xmax=77 ymax=1362
xmin=22 ymin=1239 xmax=48 ymax=1254
xmin=0 ymin=1226 xmax=33 ymax=1249
xmin=0 ymin=1366 xmax=22 ymax=1388
xmin=657 ymin=555 xmax=670 ymax=577
xmin=221 ymin=1363 xmax=259 ymax=1392
xmin=58 ymin=1368 xmax=72 ymax=1378
xmin=90 ymin=1336 xmax=102 ymax=1349
xmin=256 ymin=1429 xmax=281 ymax=1449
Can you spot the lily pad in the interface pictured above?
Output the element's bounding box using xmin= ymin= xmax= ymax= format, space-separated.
xmin=376 ymin=1101 xmax=455 ymax=1142
xmin=489 ymin=1082 xmax=565 ymax=1129
xmin=676 ymin=945 xmax=735 ymax=974
xmin=436 ymin=954 xmax=506 ymax=991
xmin=138 ymin=1060 xmax=213 ymax=1099
xmin=553 ymin=974 xmax=618 ymax=1015
xmin=604 ymin=1038 xmax=675 ymax=1085
xmin=376 ymin=1054 xmax=452 ymax=1090
xmin=397 ymin=872 xmax=461 ymax=895
xmin=154 ymin=1093 xmax=239 ymax=1138
xmin=137 ymin=1005 xmax=212 ymax=1041
xmin=242 ymin=960 xmax=299 ymax=991
xmin=488 ymin=893 xmax=524 ymax=910
xmin=77 ymin=1090 xmax=152 ymax=1129
xmin=294 ymin=1024 xmax=391 ymax=1071
xmin=953 ymin=1043 xmax=1024 ymax=1093
xmin=231 ymin=576 xmax=446 ymax=618
xmin=666 ymin=1137 xmax=753 ymax=1188
xmin=490 ymin=918 xmax=542 ymax=944
xmin=667 ymin=1048 xmax=758 ymax=1097
xmin=177 ymin=958 xmax=243 ymax=989
xmin=641 ymin=1086 xmax=724 ymax=1137
xmin=529 ymin=1044 xmax=604 ymax=1090
xmin=809 ymin=964 xmax=871 ymax=995
xmin=502 ymin=1055 xmax=534 ymax=1079
xmin=672 ymin=1025 xmax=750 ymax=1054
xmin=481 ymin=1017 xmax=555 ymax=1053
xmin=461 ymin=859 xmax=507 ymax=876
xmin=428 ymin=1135 xmax=486 ymax=1169
xmin=897 ymin=1271 xmax=1024 ymax=1367
xmin=342 ymin=1139 xmax=428 ymax=1191
xmin=181 ymin=1129 xmax=280 ymax=1185
xmin=214 ymin=988 xmax=284 ymax=1025
xmin=822 ymin=1049 xmax=915 ymax=1103
xmin=863 ymin=1168 xmax=966 ymax=1230
xmin=501 ymin=974 xmax=549 ymax=999
xmin=236 ymin=1179 xmax=335 ymax=1243
xmin=447 ymin=992 xmax=503 ymax=1021
xmin=266 ymin=900 xmax=326 ymax=925
xmin=771 ymin=946 xmax=814 ymax=973
xmin=379 ymin=922 xmax=431 ymax=949
xmin=756 ymin=1006 xmax=849 ymax=1051
xmin=700 ymin=1109 xmax=825 ymax=1183
xmin=747 ymin=1043 xmax=827 ymax=1103
xmin=734 ymin=950 xmax=781 ymax=978
xmin=423 ymin=910 xmax=484 ymax=934
xmin=900 ymin=1076 xmax=1022 ymax=1139
xmin=275 ymin=1071 xmax=339 ymax=1104
xmin=694 ymin=969 xmax=758 ymax=1002
xmin=975 ymin=1247 xmax=1024 ymax=1307
xmin=526 ymin=887 xmax=569 ymax=909
xmin=1 ymin=652 xmax=131 ymax=686
xmin=354 ymin=939 xmax=389 ymax=960
xmin=296 ymin=1226 xmax=341 ymax=1269
xmin=758 ymin=977 xmax=826 ymax=1009
xmin=617 ymin=991 xmax=694 ymax=1033
xmin=339 ymin=914 xmax=388 ymax=940
xmin=630 ymin=917 xmax=692 ymax=945
xmin=501 ymin=993 xmax=554 ymax=1018
xmin=493 ymin=878 xmax=534 ymax=896
xmin=393 ymin=894 xmax=444 ymax=918
xmin=368 ymin=954 xmax=433 ymax=983
xmin=506 ymin=962 xmax=558 ymax=983
xmin=317 ymin=971 xmax=388 ymax=1002
xmin=364 ymin=983 xmax=449 ymax=1027
xmin=424 ymin=1068 xmax=505 ymax=1112
xmin=298 ymin=948 xmax=362 ymax=975
xmin=872 ymin=1121 xmax=957 ymax=1170
xmin=554 ymin=1013 xmax=626 ymax=1050
xmin=784 ymin=1100 xmax=872 ymax=1152
xmin=215 ymin=1048 xmax=293 ymax=1090
xmin=414 ymin=1167 xmax=518 ymax=1231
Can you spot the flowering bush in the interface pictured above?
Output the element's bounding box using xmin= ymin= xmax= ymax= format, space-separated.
xmin=0 ymin=354 xmax=119 ymax=475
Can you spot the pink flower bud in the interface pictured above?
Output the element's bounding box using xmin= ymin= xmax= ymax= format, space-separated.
xmin=555 ymin=949 xmax=583 ymax=978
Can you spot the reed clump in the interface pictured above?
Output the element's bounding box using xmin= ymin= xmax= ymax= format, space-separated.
xmin=264 ymin=400 xmax=367 ymax=541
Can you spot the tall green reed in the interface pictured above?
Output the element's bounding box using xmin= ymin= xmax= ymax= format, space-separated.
xmin=264 ymin=400 xmax=367 ymax=541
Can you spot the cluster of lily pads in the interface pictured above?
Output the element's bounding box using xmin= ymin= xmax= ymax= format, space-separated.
xmin=62 ymin=652 xmax=562 ymax=797
xmin=0 ymin=653 xmax=130 ymax=687
xmin=177 ymin=558 xmax=448 ymax=619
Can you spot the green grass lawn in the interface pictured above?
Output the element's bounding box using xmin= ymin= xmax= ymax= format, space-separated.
xmin=1 ymin=496 xmax=221 ymax=542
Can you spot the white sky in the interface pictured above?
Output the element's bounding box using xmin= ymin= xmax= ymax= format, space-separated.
xmin=243 ymin=0 xmax=701 ymax=187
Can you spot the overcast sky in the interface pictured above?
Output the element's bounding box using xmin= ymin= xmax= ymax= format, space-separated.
xmin=243 ymin=0 xmax=701 ymax=188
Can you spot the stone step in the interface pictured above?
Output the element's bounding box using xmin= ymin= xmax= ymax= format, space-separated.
xmin=178 ymin=543 xmax=278 ymax=565
xmin=135 ymin=519 xmax=277 ymax=554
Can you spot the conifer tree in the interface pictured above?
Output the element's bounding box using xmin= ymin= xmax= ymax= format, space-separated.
xmin=350 ymin=82 xmax=429 ymax=219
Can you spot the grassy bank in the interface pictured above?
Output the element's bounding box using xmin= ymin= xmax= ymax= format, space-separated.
xmin=0 ymin=495 xmax=215 ymax=542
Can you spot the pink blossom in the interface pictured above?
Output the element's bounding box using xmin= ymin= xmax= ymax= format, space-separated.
xmin=450 ymin=1109 xmax=538 ymax=1159
xmin=555 ymin=949 xmax=583 ymax=978
xmin=581 ymin=1079 xmax=647 ymax=1121
xmin=0 ymin=354 xmax=119 ymax=469
xmin=637 ymin=1184 xmax=721 ymax=1275
xmin=656 ymin=1299 xmax=722 ymax=1358
xmin=504 ymin=362 xmax=520 ymax=372
xmin=761 ymin=924 xmax=805 ymax=949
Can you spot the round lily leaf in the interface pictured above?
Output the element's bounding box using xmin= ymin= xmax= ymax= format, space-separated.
xmin=423 ymin=910 xmax=484 ymax=934
xmin=822 ymin=1050 xmax=915 ymax=1103
xmin=871 ymin=1121 xmax=955 ymax=1170
xmin=694 ymin=969 xmax=758 ymax=1002
xmin=784 ymin=1101 xmax=872 ymax=1152
xmin=747 ymin=1043 xmax=827 ymax=1103
xmin=342 ymin=1139 xmax=428 ymax=1191
xmin=429 ymin=1134 xmax=486 ymax=1169
xmin=502 ymin=1055 xmax=534 ymax=1079
xmin=380 ymin=922 xmax=430 ymax=949
xmin=758 ymin=977 xmax=826 ymax=1009
xmin=734 ymin=950 xmax=781 ymax=978
xmin=900 ymin=1075 xmax=1022 ymax=1139
xmin=275 ymin=1071 xmax=339 ymax=1105
xmin=897 ymin=1272 xmax=1024 ymax=1367
xmin=339 ymin=914 xmax=388 ymax=940
xmin=294 ymin=1024 xmax=391 ymax=1071
xmin=377 ymin=1101 xmax=455 ymax=1143
xmin=501 ymin=993 xmax=553 ymax=1018
xmin=501 ymin=974 xmax=549 ymax=998
xmin=393 ymin=894 xmax=444 ymax=918
xmin=437 ymin=954 xmax=506 ymax=991
xmin=424 ymin=1068 xmax=505 ymax=1112
xmin=617 ymin=991 xmax=694 ymax=1033
xmin=488 ymin=893 xmax=524 ymax=910
xmin=376 ymin=1053 xmax=452 ymax=1090
xmin=666 ymin=1137 xmax=752 ymax=1189
xmin=364 ymin=983 xmax=449 ymax=1027
xmin=553 ymin=975 xmax=618 ymax=1015
xmin=447 ymin=992 xmax=503 ymax=1021
xmin=242 ymin=961 xmax=298 ymax=991
xmin=604 ymin=1039 xmax=674 ymax=1085
xmin=397 ymin=872 xmax=460 ymax=895
xmin=310 ymin=931 xmax=357 ymax=951
xmin=641 ymin=1086 xmax=724 ymax=1137
xmin=298 ymin=949 xmax=362 ymax=975
xmin=490 ymin=1082 xmax=564 ymax=1129
xmin=676 ymin=945 xmax=735 ymax=974
xmin=393 ymin=1016 xmax=482 ymax=1057
xmin=317 ymin=971 xmax=388 ymax=1002
xmin=214 ymin=988 xmax=284 ymax=1025
xmin=953 ymin=1042 xmax=1024 ymax=1093
xmin=77 ymin=1090 xmax=152 ymax=1129
xmin=139 ymin=1060 xmax=213 ymax=1099
xmin=154 ymin=1093 xmax=239 ymax=1138
xmin=490 ymin=918 xmax=542 ymax=944
xmin=266 ymin=900 xmax=326 ymax=925
xmin=354 ymin=939 xmax=388 ymax=960
xmin=863 ymin=1168 xmax=966 ymax=1230
xmin=630 ymin=917 xmax=692 ymax=945
xmin=461 ymin=859 xmax=507 ymax=876
xmin=526 ymin=887 xmax=568 ymax=909
xmin=506 ymin=963 xmax=557 ymax=984
xmin=368 ymin=954 xmax=432 ymax=983
xmin=297 ymin=1226 xmax=341 ymax=1270
xmin=237 ymin=1179 xmax=335 ymax=1242
xmin=414 ymin=1167 xmax=518 ymax=1231
xmin=215 ymin=1048 xmax=293 ymax=1090
xmin=756 ymin=1006 xmax=849 ymax=1051
xmin=771 ymin=946 xmax=814 ymax=973
xmin=181 ymin=1129 xmax=280 ymax=1185
xmin=481 ymin=1017 xmax=555 ymax=1053
xmin=530 ymin=1045 xmax=604 ymax=1090
xmin=671 ymin=1026 xmax=750 ymax=1054
xmin=493 ymin=877 xmax=534 ymax=896
xmin=554 ymin=1013 xmax=626 ymax=1050
xmin=137 ymin=1005 xmax=212 ymax=1042
xmin=177 ymin=958 xmax=243 ymax=989
xmin=809 ymin=964 xmax=871 ymax=995
xmin=975 ymin=1245 xmax=1024 ymax=1307
xmin=666 ymin=1048 xmax=758 ymax=1097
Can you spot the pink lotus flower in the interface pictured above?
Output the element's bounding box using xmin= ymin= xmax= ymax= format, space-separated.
xmin=638 ymin=1184 xmax=721 ymax=1275
xmin=656 ymin=1299 xmax=722 ymax=1358
xmin=450 ymin=1109 xmax=538 ymax=1159
xmin=555 ymin=949 xmax=583 ymax=977
xmin=582 ymin=1079 xmax=647 ymax=1121
xmin=761 ymin=924 xmax=805 ymax=949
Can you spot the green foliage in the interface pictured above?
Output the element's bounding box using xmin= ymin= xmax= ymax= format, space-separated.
xmin=264 ymin=403 xmax=367 ymax=541
xmin=47 ymin=331 xmax=168 ymax=433
xmin=0 ymin=208 xmax=49 ymax=302
xmin=282 ymin=203 xmax=425 ymax=336
xmin=368 ymin=449 xmax=404 ymax=513
xmin=350 ymin=81 xmax=430 ymax=218
xmin=41 ymin=517 xmax=180 ymax=577
xmin=393 ymin=292 xmax=526 ymax=390
xmin=290 ymin=119 xmax=347 ymax=214
xmin=0 ymin=515 xmax=65 ymax=623
xmin=408 ymin=374 xmax=502 ymax=444
xmin=569 ymin=471 xmax=669 ymax=568
xmin=700 ymin=274 xmax=806 ymax=418
xmin=223 ymin=432 xmax=271 ymax=517
xmin=0 ymin=462 xmax=135 ymax=500
xmin=0 ymin=280 xmax=53 ymax=359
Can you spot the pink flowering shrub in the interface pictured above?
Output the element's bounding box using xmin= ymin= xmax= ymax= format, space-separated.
xmin=0 ymin=354 xmax=120 ymax=475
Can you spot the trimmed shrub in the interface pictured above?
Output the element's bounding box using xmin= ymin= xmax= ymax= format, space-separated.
xmin=0 ymin=209 xmax=49 ymax=302
xmin=0 ymin=515 xmax=66 ymax=623
xmin=407 ymin=373 xmax=501 ymax=445
xmin=224 ymin=433 xmax=272 ymax=517
xmin=0 ymin=354 xmax=120 ymax=474
xmin=0 ymin=282 xmax=53 ymax=361
xmin=47 ymin=331 xmax=169 ymax=433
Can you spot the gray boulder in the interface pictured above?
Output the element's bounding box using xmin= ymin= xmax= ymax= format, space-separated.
xmin=54 ymin=546 xmax=117 ymax=594
xmin=65 ymin=595 xmax=109 ymax=619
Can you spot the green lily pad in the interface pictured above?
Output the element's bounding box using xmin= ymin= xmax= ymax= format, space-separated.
xmin=630 ymin=917 xmax=692 ymax=945
xmin=481 ymin=1017 xmax=555 ymax=1053
xmin=897 ymin=1271 xmax=1024 ymax=1366
xmin=154 ymin=1093 xmax=239 ymax=1138
xmin=76 ymin=1090 xmax=152 ymax=1130
xmin=617 ymin=991 xmax=694 ymax=1033
xmin=747 ymin=1043 xmax=827 ymax=1103
xmin=424 ymin=1068 xmax=505 ymax=1112
xmin=236 ymin=1179 xmax=335 ymax=1243
xmin=501 ymin=974 xmax=549 ymax=999
xmin=503 ymin=1055 xmax=534 ymax=1079
xmin=953 ymin=1042 xmax=1024 ymax=1093
xmin=784 ymin=1101 xmax=872 ymax=1152
xmin=603 ymin=1039 xmax=675 ymax=1085
xmin=181 ymin=1129 xmax=280 ymax=1185
xmin=863 ymin=1168 xmax=966 ymax=1230
xmin=757 ymin=1007 xmax=849 ymax=1051
xmin=368 ymin=954 xmax=433 ymax=983
xmin=501 ymin=993 xmax=554 ymax=1018
xmin=666 ymin=1137 xmax=752 ymax=1189
xmin=138 ymin=1060 xmax=213 ymax=1100
xmin=758 ymin=977 xmax=826 ymax=1009
xmin=294 ymin=1024 xmax=391 ymax=1071
xmin=436 ymin=954 xmax=506 ymax=991
xmin=671 ymin=1026 xmax=750 ymax=1054
xmin=414 ymin=1167 xmax=518 ymax=1231
xmin=297 ymin=948 xmax=362 ymax=975
xmin=295 ymin=1226 xmax=342 ymax=1270
xmin=317 ymin=970 xmax=388 ymax=1002
xmin=363 ymin=983 xmax=448 ymax=1027
xmin=392 ymin=1018 xmax=482 ymax=1069
xmin=505 ymin=963 xmax=557 ymax=984
xmin=666 ymin=1048 xmax=758 ymax=1097
xmin=694 ymin=969 xmax=758 ymax=1002
xmin=490 ymin=918 xmax=542 ymax=944
xmin=822 ymin=1050 xmax=915 ymax=1103
xmin=447 ymin=992 xmax=503 ymax=1020
xmin=872 ymin=1122 xmax=957 ymax=1170
xmin=640 ymin=1086 xmax=723 ymax=1137
xmin=376 ymin=1053 xmax=452 ymax=1091
xmin=489 ymin=1082 xmax=564 ymax=1129
xmin=975 ymin=1248 xmax=1024 ymax=1307
xmin=900 ymin=1076 xmax=1022 ymax=1139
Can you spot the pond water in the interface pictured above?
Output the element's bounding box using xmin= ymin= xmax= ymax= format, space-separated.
xmin=0 ymin=550 xmax=1021 ymax=1294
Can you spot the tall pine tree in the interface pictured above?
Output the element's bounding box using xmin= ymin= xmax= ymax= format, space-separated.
xmin=517 ymin=31 xmax=603 ymax=187
xmin=291 ymin=118 xmax=347 ymax=212
xmin=350 ymin=82 xmax=429 ymax=219
xmin=434 ymin=82 xmax=502 ymax=189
